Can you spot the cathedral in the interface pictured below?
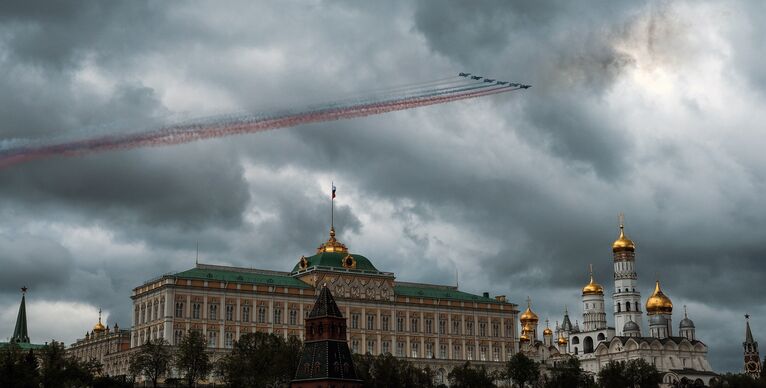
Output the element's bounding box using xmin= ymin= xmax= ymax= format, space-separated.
xmin=520 ymin=218 xmax=718 ymax=387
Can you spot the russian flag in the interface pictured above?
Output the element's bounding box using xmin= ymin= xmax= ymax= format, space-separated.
xmin=332 ymin=184 xmax=336 ymax=199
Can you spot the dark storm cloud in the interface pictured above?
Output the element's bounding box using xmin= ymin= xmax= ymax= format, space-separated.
xmin=0 ymin=0 xmax=763 ymax=373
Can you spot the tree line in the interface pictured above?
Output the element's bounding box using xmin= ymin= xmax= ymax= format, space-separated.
xmin=4 ymin=334 xmax=766 ymax=387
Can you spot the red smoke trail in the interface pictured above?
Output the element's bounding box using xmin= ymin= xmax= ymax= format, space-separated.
xmin=0 ymin=82 xmax=523 ymax=169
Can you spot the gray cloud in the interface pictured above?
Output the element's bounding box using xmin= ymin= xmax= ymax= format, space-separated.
xmin=0 ymin=0 xmax=763 ymax=373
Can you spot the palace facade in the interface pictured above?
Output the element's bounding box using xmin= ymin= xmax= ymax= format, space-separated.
xmin=127 ymin=226 xmax=518 ymax=383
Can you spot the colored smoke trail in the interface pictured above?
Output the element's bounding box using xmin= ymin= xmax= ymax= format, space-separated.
xmin=0 ymin=76 xmax=528 ymax=169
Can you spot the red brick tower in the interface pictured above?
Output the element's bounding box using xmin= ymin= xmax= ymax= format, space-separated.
xmin=291 ymin=285 xmax=362 ymax=388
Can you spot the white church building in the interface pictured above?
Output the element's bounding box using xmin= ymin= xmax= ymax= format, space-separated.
xmin=520 ymin=218 xmax=717 ymax=387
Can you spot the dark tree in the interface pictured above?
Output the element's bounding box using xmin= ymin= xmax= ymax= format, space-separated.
xmin=506 ymin=352 xmax=540 ymax=387
xmin=623 ymin=358 xmax=661 ymax=388
xmin=352 ymin=353 xmax=435 ymax=388
xmin=215 ymin=332 xmax=303 ymax=388
xmin=0 ymin=343 xmax=39 ymax=388
xmin=710 ymin=373 xmax=766 ymax=388
xmin=174 ymin=330 xmax=210 ymax=388
xmin=448 ymin=362 xmax=495 ymax=388
xmin=545 ymin=357 xmax=588 ymax=388
xmin=129 ymin=338 xmax=171 ymax=387
xmin=597 ymin=361 xmax=628 ymax=388
xmin=37 ymin=340 xmax=99 ymax=388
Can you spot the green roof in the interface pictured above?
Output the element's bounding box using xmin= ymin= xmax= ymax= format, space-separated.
xmin=174 ymin=267 xmax=311 ymax=288
xmin=0 ymin=342 xmax=46 ymax=350
xmin=291 ymin=252 xmax=380 ymax=273
xmin=394 ymin=284 xmax=502 ymax=304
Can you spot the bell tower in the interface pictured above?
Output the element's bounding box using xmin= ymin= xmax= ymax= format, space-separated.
xmin=612 ymin=214 xmax=643 ymax=336
xmin=744 ymin=314 xmax=762 ymax=378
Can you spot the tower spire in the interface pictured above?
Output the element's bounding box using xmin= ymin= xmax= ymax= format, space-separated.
xmin=11 ymin=287 xmax=30 ymax=344
xmin=745 ymin=314 xmax=755 ymax=344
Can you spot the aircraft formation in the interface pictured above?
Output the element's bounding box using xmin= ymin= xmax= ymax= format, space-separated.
xmin=459 ymin=72 xmax=531 ymax=89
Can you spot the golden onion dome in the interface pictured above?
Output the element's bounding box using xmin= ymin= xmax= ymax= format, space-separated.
xmin=519 ymin=298 xmax=539 ymax=324
xmin=645 ymin=280 xmax=673 ymax=315
xmin=612 ymin=223 xmax=635 ymax=252
xmin=520 ymin=333 xmax=530 ymax=342
xmin=557 ymin=334 xmax=568 ymax=345
xmin=317 ymin=227 xmax=348 ymax=254
xmin=582 ymin=268 xmax=604 ymax=295
xmin=543 ymin=327 xmax=553 ymax=336
xmin=93 ymin=309 xmax=106 ymax=333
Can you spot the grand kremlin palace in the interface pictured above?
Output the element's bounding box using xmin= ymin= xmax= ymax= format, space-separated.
xmin=112 ymin=226 xmax=519 ymax=381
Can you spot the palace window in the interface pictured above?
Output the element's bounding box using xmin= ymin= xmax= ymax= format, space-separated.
xmin=492 ymin=323 xmax=499 ymax=337
xmin=289 ymin=309 xmax=298 ymax=325
xmin=396 ymin=342 xmax=405 ymax=357
xmin=208 ymin=331 xmax=217 ymax=348
xmin=175 ymin=302 xmax=184 ymax=318
xmin=410 ymin=318 xmax=419 ymax=333
xmin=452 ymin=319 xmax=461 ymax=335
xmin=351 ymin=340 xmax=360 ymax=354
xmin=480 ymin=345 xmax=487 ymax=361
xmin=505 ymin=320 xmax=512 ymax=337
xmin=140 ymin=305 xmax=146 ymax=323
xmin=134 ymin=308 xmax=139 ymax=325
xmin=397 ymin=316 xmax=404 ymax=332
xmin=479 ymin=322 xmax=487 ymax=337
xmin=425 ymin=342 xmax=433 ymax=358
xmin=453 ymin=345 xmax=461 ymax=359
xmin=174 ymin=330 xmax=183 ymax=345
xmin=153 ymin=303 xmax=158 ymax=321
xmin=366 ymin=314 xmax=375 ymax=330
xmin=466 ymin=345 xmax=474 ymax=360
xmin=225 ymin=304 xmax=234 ymax=321
xmin=208 ymin=304 xmax=218 ymax=320
xmin=242 ymin=305 xmax=250 ymax=323
xmin=411 ymin=343 xmax=419 ymax=358
xmin=466 ymin=321 xmax=474 ymax=336
xmin=274 ymin=308 xmax=282 ymax=324
xmin=439 ymin=344 xmax=447 ymax=359
xmin=382 ymin=315 xmax=390 ymax=331
xmin=493 ymin=347 xmax=500 ymax=362
xmin=224 ymin=332 xmax=234 ymax=349
xmin=351 ymin=313 xmax=360 ymax=329
xmin=382 ymin=341 xmax=390 ymax=354
xmin=367 ymin=340 xmax=375 ymax=354
xmin=192 ymin=303 xmax=201 ymax=319
xmin=258 ymin=306 xmax=266 ymax=323
xmin=425 ymin=318 xmax=433 ymax=334
xmin=439 ymin=319 xmax=446 ymax=334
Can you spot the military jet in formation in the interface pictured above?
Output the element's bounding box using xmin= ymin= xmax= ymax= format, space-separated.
xmin=459 ymin=72 xmax=531 ymax=89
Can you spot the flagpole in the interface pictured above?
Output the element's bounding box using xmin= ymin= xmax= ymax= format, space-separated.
xmin=331 ymin=181 xmax=334 ymax=229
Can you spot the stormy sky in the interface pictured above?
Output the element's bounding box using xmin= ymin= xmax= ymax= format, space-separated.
xmin=1 ymin=0 xmax=764 ymax=372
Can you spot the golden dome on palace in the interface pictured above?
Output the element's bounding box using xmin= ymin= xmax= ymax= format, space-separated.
xmin=520 ymin=333 xmax=530 ymax=342
xmin=557 ymin=334 xmax=568 ymax=345
xmin=317 ymin=227 xmax=348 ymax=254
xmin=543 ymin=327 xmax=553 ymax=336
xmin=582 ymin=273 xmax=604 ymax=295
xmin=612 ymin=224 xmax=635 ymax=252
xmin=645 ymin=280 xmax=673 ymax=314
xmin=93 ymin=309 xmax=106 ymax=332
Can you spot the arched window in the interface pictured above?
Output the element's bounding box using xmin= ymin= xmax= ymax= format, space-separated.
xmin=617 ymin=303 xmax=621 ymax=312
xmin=584 ymin=336 xmax=594 ymax=354
xmin=572 ymin=336 xmax=580 ymax=344
xmin=626 ymin=302 xmax=631 ymax=311
xmin=597 ymin=333 xmax=606 ymax=341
